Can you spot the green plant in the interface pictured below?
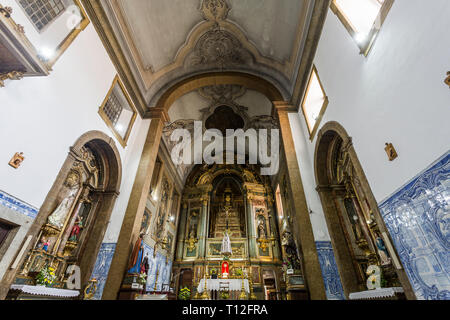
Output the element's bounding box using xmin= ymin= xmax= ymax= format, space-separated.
xmin=35 ymin=266 xmax=56 ymax=287
xmin=178 ymin=286 xmax=191 ymax=300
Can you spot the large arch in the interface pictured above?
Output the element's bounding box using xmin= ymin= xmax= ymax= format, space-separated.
xmin=152 ymin=72 xmax=285 ymax=115
xmin=314 ymin=121 xmax=415 ymax=299
xmin=0 ymin=131 xmax=122 ymax=299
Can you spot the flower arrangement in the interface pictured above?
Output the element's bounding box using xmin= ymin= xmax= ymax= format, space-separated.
xmin=138 ymin=272 xmax=147 ymax=285
xmin=178 ymin=286 xmax=191 ymax=300
xmin=35 ymin=266 xmax=57 ymax=287
xmin=220 ymin=291 xmax=230 ymax=300
xmin=234 ymin=268 xmax=243 ymax=277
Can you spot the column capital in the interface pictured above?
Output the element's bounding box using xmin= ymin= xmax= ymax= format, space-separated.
xmin=272 ymin=101 xmax=295 ymax=110
xmin=147 ymin=107 xmax=170 ymax=122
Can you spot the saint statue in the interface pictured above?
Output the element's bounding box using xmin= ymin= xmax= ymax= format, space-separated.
xmin=257 ymin=218 xmax=267 ymax=239
xmin=48 ymin=175 xmax=80 ymax=229
xmin=69 ymin=216 xmax=83 ymax=242
xmin=374 ymin=231 xmax=391 ymax=265
xmin=221 ymin=230 xmax=232 ymax=256
xmin=140 ymin=253 xmax=150 ymax=275
xmin=128 ymin=233 xmax=145 ymax=274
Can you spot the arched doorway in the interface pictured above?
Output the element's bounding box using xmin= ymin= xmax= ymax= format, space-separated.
xmin=5 ymin=131 xmax=122 ymax=296
xmin=314 ymin=122 xmax=414 ymax=299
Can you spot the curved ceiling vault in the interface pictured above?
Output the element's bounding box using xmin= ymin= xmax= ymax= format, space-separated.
xmin=86 ymin=0 xmax=329 ymax=117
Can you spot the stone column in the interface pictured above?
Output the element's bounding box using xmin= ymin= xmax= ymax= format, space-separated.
xmin=246 ymin=192 xmax=257 ymax=259
xmin=266 ymin=196 xmax=282 ymax=260
xmin=101 ymin=109 xmax=167 ymax=300
xmin=175 ymin=202 xmax=188 ymax=261
xmin=197 ymin=195 xmax=209 ymax=259
xmin=273 ymin=102 xmax=326 ymax=300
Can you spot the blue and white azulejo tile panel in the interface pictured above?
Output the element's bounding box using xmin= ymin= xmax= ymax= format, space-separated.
xmin=0 ymin=190 xmax=38 ymax=219
xmin=379 ymin=151 xmax=450 ymax=300
xmin=90 ymin=243 xmax=116 ymax=300
xmin=315 ymin=241 xmax=345 ymax=300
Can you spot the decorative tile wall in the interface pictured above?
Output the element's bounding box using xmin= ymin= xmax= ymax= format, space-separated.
xmin=0 ymin=190 xmax=38 ymax=219
xmin=90 ymin=243 xmax=116 ymax=300
xmin=379 ymin=151 xmax=449 ymax=300
xmin=315 ymin=241 xmax=345 ymax=300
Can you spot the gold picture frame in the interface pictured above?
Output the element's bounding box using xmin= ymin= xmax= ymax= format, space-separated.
xmin=46 ymin=0 xmax=90 ymax=67
xmin=330 ymin=0 xmax=394 ymax=57
xmin=98 ymin=75 xmax=138 ymax=148
xmin=300 ymin=65 xmax=329 ymax=141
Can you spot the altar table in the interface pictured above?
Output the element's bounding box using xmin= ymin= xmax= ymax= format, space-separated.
xmin=349 ymin=287 xmax=405 ymax=300
xmin=197 ymin=279 xmax=250 ymax=293
xmin=8 ymin=285 xmax=80 ymax=300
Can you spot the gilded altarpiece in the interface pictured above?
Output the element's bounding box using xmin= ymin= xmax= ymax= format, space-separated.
xmin=174 ymin=164 xmax=282 ymax=299
xmin=15 ymin=146 xmax=102 ymax=288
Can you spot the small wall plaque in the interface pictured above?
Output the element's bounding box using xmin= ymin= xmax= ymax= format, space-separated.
xmin=8 ymin=152 xmax=24 ymax=168
xmin=445 ymin=71 xmax=450 ymax=88
xmin=385 ymin=143 xmax=398 ymax=161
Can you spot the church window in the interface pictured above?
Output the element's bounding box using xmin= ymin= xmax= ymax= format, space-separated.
xmin=17 ymin=0 xmax=66 ymax=32
xmin=300 ymin=65 xmax=328 ymax=140
xmin=275 ymin=185 xmax=284 ymax=221
xmin=331 ymin=0 xmax=394 ymax=56
xmin=99 ymin=75 xmax=137 ymax=148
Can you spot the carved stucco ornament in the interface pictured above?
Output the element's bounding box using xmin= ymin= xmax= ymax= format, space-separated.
xmin=186 ymin=26 xmax=253 ymax=69
xmin=200 ymin=0 xmax=230 ymax=21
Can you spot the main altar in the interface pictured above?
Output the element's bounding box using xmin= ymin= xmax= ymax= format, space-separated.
xmin=173 ymin=164 xmax=305 ymax=300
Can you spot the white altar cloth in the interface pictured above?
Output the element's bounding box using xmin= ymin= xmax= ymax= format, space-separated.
xmin=349 ymin=287 xmax=404 ymax=300
xmin=197 ymin=279 xmax=250 ymax=293
xmin=10 ymin=285 xmax=80 ymax=298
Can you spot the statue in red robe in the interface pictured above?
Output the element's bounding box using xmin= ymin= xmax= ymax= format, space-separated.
xmin=128 ymin=233 xmax=145 ymax=274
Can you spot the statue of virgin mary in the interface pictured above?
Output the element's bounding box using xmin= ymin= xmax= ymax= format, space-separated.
xmin=221 ymin=230 xmax=232 ymax=256
xmin=48 ymin=184 xmax=79 ymax=229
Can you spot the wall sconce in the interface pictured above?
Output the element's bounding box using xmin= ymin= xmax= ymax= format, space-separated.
xmin=153 ymin=235 xmax=168 ymax=257
xmin=445 ymin=71 xmax=450 ymax=88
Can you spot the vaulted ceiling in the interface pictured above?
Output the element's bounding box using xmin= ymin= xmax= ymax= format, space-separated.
xmin=82 ymin=0 xmax=330 ymax=118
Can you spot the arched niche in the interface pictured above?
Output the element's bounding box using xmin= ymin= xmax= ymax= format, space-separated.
xmin=7 ymin=131 xmax=122 ymax=294
xmin=314 ymin=121 xmax=415 ymax=299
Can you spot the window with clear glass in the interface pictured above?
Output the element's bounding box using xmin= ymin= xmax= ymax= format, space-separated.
xmin=17 ymin=0 xmax=66 ymax=32
xmin=99 ymin=76 xmax=137 ymax=147
xmin=301 ymin=66 xmax=329 ymax=140
xmin=275 ymin=185 xmax=284 ymax=222
xmin=331 ymin=0 xmax=394 ymax=56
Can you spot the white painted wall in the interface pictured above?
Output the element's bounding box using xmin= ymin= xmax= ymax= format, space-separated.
xmin=0 ymin=24 xmax=150 ymax=276
xmin=291 ymin=0 xmax=450 ymax=207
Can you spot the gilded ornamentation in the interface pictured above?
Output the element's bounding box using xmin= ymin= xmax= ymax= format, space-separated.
xmin=8 ymin=152 xmax=25 ymax=169
xmin=0 ymin=6 xmax=12 ymax=18
xmin=384 ymin=143 xmax=398 ymax=161
xmin=0 ymin=71 xmax=24 ymax=88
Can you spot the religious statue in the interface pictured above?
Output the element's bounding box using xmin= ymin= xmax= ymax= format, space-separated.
xmin=374 ymin=231 xmax=391 ymax=265
xmin=68 ymin=216 xmax=83 ymax=242
xmin=221 ymin=230 xmax=232 ymax=256
xmin=281 ymin=231 xmax=301 ymax=270
xmin=47 ymin=175 xmax=80 ymax=229
xmin=40 ymin=237 xmax=50 ymax=252
xmin=128 ymin=233 xmax=145 ymax=274
xmin=257 ymin=217 xmax=267 ymax=239
xmin=141 ymin=252 xmax=150 ymax=275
